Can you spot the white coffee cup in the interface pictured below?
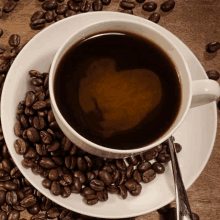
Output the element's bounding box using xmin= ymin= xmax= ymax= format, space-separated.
xmin=49 ymin=20 xmax=220 ymax=159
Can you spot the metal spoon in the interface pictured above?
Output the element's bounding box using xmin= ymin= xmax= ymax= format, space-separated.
xmin=167 ymin=137 xmax=193 ymax=220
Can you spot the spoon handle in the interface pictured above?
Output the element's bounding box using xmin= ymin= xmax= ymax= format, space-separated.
xmin=167 ymin=138 xmax=194 ymax=220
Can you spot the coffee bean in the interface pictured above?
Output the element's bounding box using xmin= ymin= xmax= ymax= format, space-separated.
xmin=126 ymin=165 xmax=134 ymax=179
xmin=44 ymin=10 xmax=54 ymax=23
xmin=42 ymin=178 xmax=52 ymax=189
xmin=142 ymin=169 xmax=156 ymax=183
xmin=148 ymin=12 xmax=160 ymax=23
xmin=20 ymin=195 xmax=37 ymax=207
xmin=22 ymin=158 xmax=34 ymax=169
xmin=137 ymin=161 xmax=151 ymax=173
xmin=9 ymin=34 xmax=20 ymax=47
xmin=0 ymin=190 xmax=6 ymax=205
xmin=119 ymin=185 xmax=127 ymax=199
xmin=3 ymin=1 xmax=17 ymax=13
xmin=13 ymin=205 xmax=25 ymax=212
xmin=206 ymin=42 xmax=220 ymax=53
xmin=0 ymin=60 xmax=10 ymax=73
xmin=136 ymin=0 xmax=145 ymax=3
xmin=32 ymin=164 xmax=44 ymax=175
xmin=102 ymin=0 xmax=111 ymax=5
xmin=0 ymin=29 xmax=3 ymax=37
xmin=65 ymin=155 xmax=76 ymax=169
xmin=106 ymin=185 xmax=120 ymax=194
xmin=0 ymin=45 xmax=6 ymax=54
xmin=64 ymin=10 xmax=76 ymax=17
xmin=29 ymin=70 xmax=44 ymax=79
xmin=130 ymin=183 xmax=142 ymax=196
xmin=14 ymin=121 xmax=23 ymax=137
xmin=20 ymin=115 xmax=30 ymax=129
xmin=96 ymin=189 xmax=108 ymax=201
xmin=55 ymin=14 xmax=65 ymax=22
xmin=25 ymin=92 xmax=36 ymax=107
xmin=120 ymin=9 xmax=133 ymax=14
xmin=77 ymin=157 xmax=87 ymax=172
xmin=40 ymin=130 xmax=52 ymax=144
xmin=206 ymin=70 xmax=220 ymax=81
xmin=28 ymin=204 xmax=40 ymax=215
xmin=60 ymin=173 xmax=73 ymax=186
xmin=165 ymin=153 xmax=171 ymax=162
xmin=68 ymin=0 xmax=81 ymax=11
xmin=33 ymin=116 xmax=47 ymax=130
xmin=71 ymin=176 xmax=82 ymax=193
xmin=86 ymin=171 xmax=96 ymax=183
xmin=10 ymin=167 xmax=22 ymax=179
xmin=152 ymin=162 xmax=165 ymax=174
xmin=0 ymin=211 xmax=7 ymax=220
xmin=48 ymin=169 xmax=59 ymax=181
xmin=31 ymin=78 xmax=44 ymax=87
xmin=174 ymin=143 xmax=182 ymax=153
xmin=50 ymin=181 xmax=61 ymax=196
xmin=90 ymin=179 xmax=105 ymax=191
xmin=32 ymin=101 xmax=47 ymax=111
xmin=111 ymin=170 xmax=120 ymax=184
xmin=124 ymin=180 xmax=137 ymax=191
xmin=98 ymin=170 xmax=111 ymax=186
xmin=161 ymin=0 xmax=175 ymax=12
xmin=83 ymin=194 xmax=98 ymax=205
xmin=59 ymin=209 xmax=73 ymax=220
xmin=8 ymin=210 xmax=20 ymax=220
xmin=126 ymin=156 xmax=138 ymax=166
xmin=31 ymin=11 xmax=45 ymax=22
xmin=143 ymin=148 xmax=158 ymax=161
xmin=16 ymin=190 xmax=25 ymax=201
xmin=118 ymin=171 xmax=126 ymax=185
xmin=56 ymin=4 xmax=68 ymax=14
xmin=61 ymin=136 xmax=72 ymax=151
xmin=47 ymin=207 xmax=62 ymax=218
xmin=142 ymin=2 xmax=157 ymax=11
xmin=80 ymin=186 xmax=95 ymax=197
xmin=52 ymin=157 xmax=63 ymax=167
xmin=42 ymin=0 xmax=58 ymax=10
xmin=116 ymin=159 xmax=127 ymax=171
xmin=24 ymin=147 xmax=38 ymax=159
xmin=38 ymin=110 xmax=48 ymax=118
xmin=84 ymin=155 xmax=93 ymax=170
xmin=120 ymin=0 xmax=135 ymax=9
xmin=31 ymin=19 xmax=46 ymax=30
xmin=80 ymin=1 xmax=91 ymax=12
xmin=93 ymin=0 xmax=103 ymax=11
xmin=156 ymin=153 xmax=166 ymax=163
xmin=27 ymin=127 xmax=40 ymax=143
xmin=2 ymin=159 xmax=14 ymax=173
xmin=31 ymin=213 xmax=47 ymax=220
xmin=40 ymin=196 xmax=51 ymax=211
xmin=40 ymin=157 xmax=56 ymax=169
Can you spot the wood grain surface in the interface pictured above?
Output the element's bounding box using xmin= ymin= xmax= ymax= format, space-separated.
xmin=0 ymin=0 xmax=220 ymax=219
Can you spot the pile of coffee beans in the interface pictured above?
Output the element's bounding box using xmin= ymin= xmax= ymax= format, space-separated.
xmin=13 ymin=69 xmax=182 ymax=206
xmin=28 ymin=0 xmax=177 ymax=29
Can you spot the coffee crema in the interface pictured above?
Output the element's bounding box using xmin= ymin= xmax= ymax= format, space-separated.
xmin=54 ymin=32 xmax=182 ymax=150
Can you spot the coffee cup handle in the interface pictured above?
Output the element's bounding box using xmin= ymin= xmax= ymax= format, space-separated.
xmin=191 ymin=79 xmax=220 ymax=108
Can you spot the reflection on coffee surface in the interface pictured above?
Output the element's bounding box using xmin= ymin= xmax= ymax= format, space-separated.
xmin=54 ymin=32 xmax=181 ymax=149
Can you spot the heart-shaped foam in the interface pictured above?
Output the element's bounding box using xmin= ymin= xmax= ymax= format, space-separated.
xmin=79 ymin=58 xmax=162 ymax=137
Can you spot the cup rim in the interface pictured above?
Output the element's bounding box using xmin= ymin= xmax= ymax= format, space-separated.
xmin=49 ymin=19 xmax=192 ymax=155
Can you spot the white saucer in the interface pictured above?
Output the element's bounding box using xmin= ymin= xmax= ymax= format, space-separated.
xmin=1 ymin=12 xmax=217 ymax=219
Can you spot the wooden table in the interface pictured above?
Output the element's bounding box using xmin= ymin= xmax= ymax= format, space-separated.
xmin=0 ymin=0 xmax=220 ymax=219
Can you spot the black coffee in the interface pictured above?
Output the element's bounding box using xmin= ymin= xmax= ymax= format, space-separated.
xmin=54 ymin=32 xmax=181 ymax=150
